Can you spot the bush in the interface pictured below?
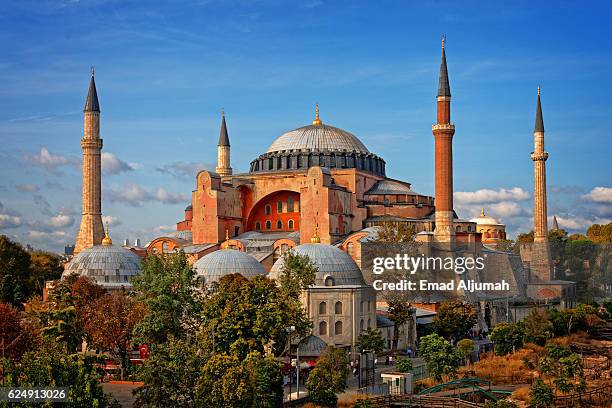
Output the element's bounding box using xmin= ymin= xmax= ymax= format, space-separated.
xmin=530 ymin=379 xmax=553 ymax=408
xmin=490 ymin=323 xmax=524 ymax=356
xmin=395 ymin=357 xmax=413 ymax=373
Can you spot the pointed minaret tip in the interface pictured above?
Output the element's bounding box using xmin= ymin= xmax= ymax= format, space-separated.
xmin=218 ymin=109 xmax=230 ymax=146
xmin=534 ymin=84 xmax=544 ymax=133
xmin=84 ymin=67 xmax=100 ymax=112
xmin=437 ymin=36 xmax=451 ymax=98
xmin=312 ymin=102 xmax=322 ymax=126
xmin=552 ymin=215 xmax=559 ymax=231
xmin=102 ymin=221 xmax=112 ymax=245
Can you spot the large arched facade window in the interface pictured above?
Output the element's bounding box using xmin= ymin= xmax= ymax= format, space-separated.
xmin=335 ymin=301 xmax=343 ymax=314
xmin=288 ymin=219 xmax=294 ymax=230
xmin=255 ymin=221 xmax=261 ymax=231
xmin=324 ymin=276 xmax=335 ymax=287
xmin=276 ymin=220 xmax=283 ymax=229
xmin=277 ymin=201 xmax=283 ymax=213
xmin=335 ymin=321 xmax=343 ymax=336
xmin=347 ymin=242 xmax=355 ymax=257
xmin=265 ymin=204 xmax=271 ymax=215
xmin=287 ymin=196 xmax=294 ymax=212
xmin=319 ymin=321 xmax=328 ymax=335
xmin=319 ymin=302 xmax=327 ymax=315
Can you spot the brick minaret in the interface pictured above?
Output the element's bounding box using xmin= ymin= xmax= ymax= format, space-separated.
xmin=530 ymin=85 xmax=552 ymax=281
xmin=432 ymin=37 xmax=456 ymax=241
xmin=215 ymin=110 xmax=232 ymax=176
xmin=75 ymin=68 xmax=104 ymax=254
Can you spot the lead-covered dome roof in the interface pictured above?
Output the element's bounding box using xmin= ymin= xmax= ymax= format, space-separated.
xmin=267 ymin=124 xmax=370 ymax=154
xmin=269 ymin=243 xmax=366 ymax=286
xmin=63 ymin=245 xmax=141 ymax=288
xmin=194 ymin=249 xmax=266 ymax=284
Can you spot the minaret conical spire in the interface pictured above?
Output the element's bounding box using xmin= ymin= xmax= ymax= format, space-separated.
xmin=534 ymin=85 xmax=544 ymax=133
xmin=437 ymin=36 xmax=451 ymax=98
xmin=84 ymin=66 xmax=100 ymax=112
xmin=218 ymin=109 xmax=230 ymax=146
xmin=552 ymin=215 xmax=559 ymax=231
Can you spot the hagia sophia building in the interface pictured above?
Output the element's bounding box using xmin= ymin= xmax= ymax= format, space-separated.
xmin=62 ymin=38 xmax=575 ymax=354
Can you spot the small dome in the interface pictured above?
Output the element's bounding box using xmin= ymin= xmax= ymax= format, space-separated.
xmin=63 ymin=245 xmax=141 ymax=288
xmin=270 ymin=243 xmax=365 ymax=286
xmin=267 ymin=124 xmax=370 ymax=154
xmin=470 ymin=209 xmax=503 ymax=226
xmin=365 ymin=179 xmax=417 ymax=195
xmin=194 ymin=249 xmax=266 ymax=284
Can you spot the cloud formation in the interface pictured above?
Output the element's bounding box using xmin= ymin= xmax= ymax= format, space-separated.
xmin=454 ymin=187 xmax=530 ymax=204
xmin=0 ymin=202 xmax=22 ymax=229
xmin=106 ymin=183 xmax=189 ymax=206
xmin=582 ymin=186 xmax=612 ymax=204
xmin=47 ymin=213 xmax=74 ymax=228
xmin=23 ymin=147 xmax=77 ymax=169
xmin=15 ymin=183 xmax=39 ymax=193
xmin=156 ymin=161 xmax=212 ymax=179
xmin=101 ymin=152 xmax=138 ymax=175
xmin=102 ymin=215 xmax=121 ymax=226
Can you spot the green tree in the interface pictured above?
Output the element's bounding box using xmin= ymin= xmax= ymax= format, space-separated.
xmin=29 ymin=250 xmax=63 ymax=294
xmin=530 ymin=378 xmax=554 ymax=408
xmin=418 ymin=333 xmax=462 ymax=381
xmin=196 ymin=353 xmax=251 ymax=408
xmin=587 ymin=222 xmax=612 ymax=243
xmin=131 ymin=251 xmax=203 ymax=344
xmin=490 ymin=322 xmax=524 ymax=356
xmin=201 ymin=274 xmax=311 ymax=359
xmin=539 ymin=344 xmax=585 ymax=394
xmin=456 ymin=338 xmax=475 ymax=364
xmin=395 ymin=356 xmax=413 ymax=373
xmin=432 ymin=301 xmax=477 ymax=340
xmin=2 ymin=340 xmax=119 ymax=407
xmin=306 ymin=346 xmax=349 ymax=407
xmin=276 ymin=249 xmax=317 ymax=298
xmin=357 ymin=328 xmax=385 ymax=354
xmin=387 ymin=300 xmax=411 ymax=350
xmin=134 ymin=337 xmax=206 ymax=408
xmin=522 ymin=308 xmax=553 ymax=346
xmin=0 ymin=235 xmax=32 ymax=306
xmin=244 ymin=352 xmax=284 ymax=408
xmin=373 ymin=221 xmax=417 ymax=243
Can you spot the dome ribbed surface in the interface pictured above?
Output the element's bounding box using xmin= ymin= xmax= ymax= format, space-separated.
xmin=266 ymin=124 xmax=369 ymax=154
xmin=194 ymin=249 xmax=266 ymax=283
xmin=270 ymin=243 xmax=365 ymax=286
xmin=63 ymin=245 xmax=141 ymax=287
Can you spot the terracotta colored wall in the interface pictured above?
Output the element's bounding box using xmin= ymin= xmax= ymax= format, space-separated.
xmin=247 ymin=190 xmax=300 ymax=232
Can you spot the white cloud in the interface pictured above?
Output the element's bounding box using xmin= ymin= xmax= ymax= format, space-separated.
xmin=47 ymin=213 xmax=74 ymax=228
xmin=102 ymin=215 xmax=121 ymax=226
xmin=106 ymin=183 xmax=189 ymax=206
xmin=156 ymin=161 xmax=212 ymax=179
xmin=582 ymin=186 xmax=612 ymax=204
xmin=488 ymin=202 xmax=530 ymax=218
xmin=0 ymin=202 xmax=22 ymax=229
xmin=15 ymin=183 xmax=39 ymax=193
xmin=26 ymin=230 xmax=70 ymax=244
xmin=23 ymin=147 xmax=77 ymax=169
xmin=554 ymin=215 xmax=611 ymax=231
xmin=101 ymin=152 xmax=137 ymax=175
xmin=454 ymin=187 xmax=530 ymax=204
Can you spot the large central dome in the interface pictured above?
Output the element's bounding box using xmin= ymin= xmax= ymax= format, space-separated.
xmin=249 ymin=107 xmax=385 ymax=176
xmin=266 ymin=124 xmax=370 ymax=154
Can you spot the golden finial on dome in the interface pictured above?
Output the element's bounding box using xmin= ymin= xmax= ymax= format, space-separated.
xmin=102 ymin=222 xmax=112 ymax=245
xmin=311 ymin=224 xmax=321 ymax=243
xmin=481 ymin=208 xmax=485 ymax=217
xmin=312 ymin=103 xmax=322 ymax=126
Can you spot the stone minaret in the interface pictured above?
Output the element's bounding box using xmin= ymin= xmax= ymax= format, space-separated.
xmin=215 ymin=110 xmax=232 ymax=176
xmin=432 ymin=37 xmax=456 ymax=241
xmin=530 ymin=85 xmax=552 ymax=281
xmin=75 ymin=68 xmax=104 ymax=254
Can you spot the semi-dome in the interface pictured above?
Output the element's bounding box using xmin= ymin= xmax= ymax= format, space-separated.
xmin=249 ymin=107 xmax=385 ymax=176
xmin=470 ymin=208 xmax=503 ymax=226
xmin=267 ymin=124 xmax=370 ymax=154
xmin=194 ymin=249 xmax=266 ymax=284
xmin=63 ymin=244 xmax=141 ymax=288
xmin=269 ymin=243 xmax=365 ymax=286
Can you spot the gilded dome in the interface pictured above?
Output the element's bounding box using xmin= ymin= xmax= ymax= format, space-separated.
xmin=269 ymin=243 xmax=365 ymax=286
xmin=194 ymin=249 xmax=266 ymax=284
xmin=266 ymin=124 xmax=370 ymax=154
xmin=63 ymin=245 xmax=141 ymax=288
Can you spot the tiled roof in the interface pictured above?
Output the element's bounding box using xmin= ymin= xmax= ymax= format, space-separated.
xmin=266 ymin=123 xmax=369 ymax=154
xmin=63 ymin=245 xmax=140 ymax=288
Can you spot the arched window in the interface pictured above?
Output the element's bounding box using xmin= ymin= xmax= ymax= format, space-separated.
xmin=367 ymin=318 xmax=371 ymax=329
xmin=234 ymin=226 xmax=239 ymax=236
xmin=276 ymin=220 xmax=283 ymax=229
xmin=360 ymin=301 xmax=365 ymax=314
xmin=324 ymin=276 xmax=335 ymax=287
xmin=255 ymin=222 xmax=261 ymax=231
xmin=265 ymin=220 xmax=272 ymax=230
xmin=319 ymin=321 xmax=328 ymax=335
xmin=319 ymin=302 xmax=327 ymax=315
xmin=265 ymin=204 xmax=271 ymax=215
xmin=360 ymin=320 xmax=364 ymax=331
xmin=347 ymin=242 xmax=355 ymax=257
xmin=277 ymin=201 xmax=283 ymax=213
xmin=335 ymin=321 xmax=343 ymax=336
xmin=335 ymin=301 xmax=343 ymax=314
xmin=288 ymin=220 xmax=294 ymax=230
xmin=287 ymin=196 xmax=294 ymax=212
xmin=162 ymin=241 xmax=169 ymax=252
xmin=456 ymin=225 xmax=462 ymax=232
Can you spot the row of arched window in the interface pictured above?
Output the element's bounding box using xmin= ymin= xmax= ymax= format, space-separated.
xmin=255 ymin=219 xmax=295 ymax=231
xmin=264 ymin=196 xmax=297 ymax=215
xmin=455 ymin=225 xmax=474 ymax=232
xmin=319 ymin=301 xmax=343 ymax=315
xmin=319 ymin=320 xmax=343 ymax=336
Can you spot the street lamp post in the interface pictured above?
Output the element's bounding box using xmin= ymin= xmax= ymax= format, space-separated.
xmin=285 ymin=325 xmax=296 ymax=401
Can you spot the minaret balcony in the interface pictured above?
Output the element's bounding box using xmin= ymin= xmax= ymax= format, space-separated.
xmin=432 ymin=123 xmax=455 ymax=132
xmin=530 ymin=152 xmax=549 ymax=161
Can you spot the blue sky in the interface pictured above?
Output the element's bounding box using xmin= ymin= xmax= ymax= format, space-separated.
xmin=0 ymin=0 xmax=611 ymax=251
